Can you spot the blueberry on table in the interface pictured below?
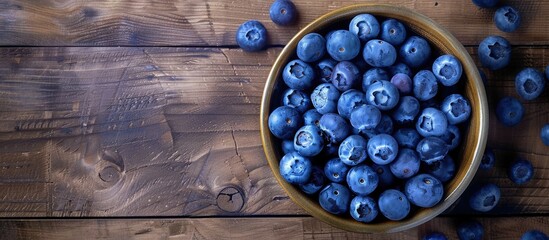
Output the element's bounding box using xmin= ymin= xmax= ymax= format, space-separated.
xmin=392 ymin=96 xmax=420 ymax=125
xmin=299 ymin=166 xmax=325 ymax=195
xmin=319 ymin=113 xmax=351 ymax=144
xmin=362 ymin=68 xmax=390 ymax=92
xmin=268 ymin=106 xmax=302 ymax=140
xmin=337 ymin=89 xmax=366 ymax=119
xmin=324 ymin=158 xmax=350 ymax=183
xmin=349 ymin=14 xmax=380 ymax=42
xmin=393 ymin=128 xmax=421 ymax=149
xmin=456 ymin=220 xmax=484 ymax=240
xmin=367 ymin=134 xmax=399 ymax=165
xmin=390 ymin=148 xmax=420 ymax=179
xmin=413 ymin=70 xmax=439 ymax=101
xmin=350 ymin=196 xmax=378 ymax=223
xmin=236 ymin=20 xmax=268 ymax=52
xmin=316 ymin=58 xmax=338 ymax=83
xmin=494 ymin=6 xmax=521 ymax=33
xmin=378 ymin=189 xmax=410 ymax=220
xmin=416 ymin=137 xmax=450 ymax=164
xmin=404 ymin=173 xmax=444 ymax=208
xmin=346 ymin=164 xmax=379 ymax=195
xmin=326 ymin=30 xmax=361 ymax=61
xmin=515 ymin=68 xmax=546 ymax=101
xmin=468 ymin=183 xmax=501 ymax=212
xmin=440 ymin=94 xmax=471 ymax=125
xmin=508 ymin=158 xmax=534 ymax=184
xmin=400 ymin=36 xmax=432 ymax=68
xmin=350 ymin=105 xmax=382 ymax=132
xmin=279 ymin=152 xmax=312 ymax=184
xmin=282 ymin=59 xmax=315 ymax=90
xmin=311 ymin=83 xmax=340 ymax=114
xmin=339 ymin=135 xmax=368 ymax=166
xmin=371 ymin=163 xmax=396 ymax=188
xmin=281 ymin=140 xmax=295 ymax=154
xmin=541 ymin=124 xmax=549 ymax=146
xmin=297 ymin=33 xmax=326 ymax=63
xmin=472 ymin=0 xmax=499 ymax=8
xmin=521 ymin=230 xmax=549 ymax=240
xmin=478 ymin=35 xmax=511 ymax=70
xmin=426 ymin=155 xmax=456 ymax=183
xmin=294 ymin=125 xmax=325 ymax=157
xmin=363 ymin=39 xmax=397 ymax=67
xmin=390 ymin=73 xmax=413 ymax=94
xmin=282 ymin=88 xmax=311 ymax=113
xmin=480 ymin=147 xmax=496 ymax=170
xmin=439 ymin=125 xmax=461 ymax=150
xmin=380 ymin=19 xmax=407 ymax=46
xmin=303 ymin=109 xmax=322 ymax=127
xmin=318 ymin=182 xmax=351 ymax=215
xmin=366 ymin=80 xmax=400 ymax=111
xmin=496 ymin=96 xmax=524 ymax=127
xmin=423 ymin=232 xmax=448 ymax=240
xmin=416 ymin=107 xmax=448 ymax=137
xmin=269 ymin=0 xmax=297 ymax=26
xmin=432 ymin=54 xmax=463 ymax=87
xmin=331 ymin=61 xmax=361 ymax=92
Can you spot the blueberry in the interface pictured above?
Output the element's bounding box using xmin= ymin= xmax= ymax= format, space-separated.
xmin=303 ymin=109 xmax=322 ymax=127
xmin=426 ymin=155 xmax=456 ymax=183
xmin=236 ymin=20 xmax=268 ymax=52
xmin=268 ymin=106 xmax=302 ymax=139
xmin=541 ymin=124 xmax=549 ymax=146
xmin=297 ymin=33 xmax=326 ymax=63
xmin=457 ymin=220 xmax=484 ymax=240
xmin=324 ymin=158 xmax=350 ymax=183
xmin=331 ymin=61 xmax=361 ymax=92
xmin=393 ymin=128 xmax=421 ymax=149
xmin=294 ymin=125 xmax=324 ymax=157
xmin=405 ymin=173 xmax=444 ymax=208
xmin=319 ymin=182 xmax=351 ymax=215
xmin=440 ymin=94 xmax=471 ymax=125
xmin=347 ymin=164 xmax=379 ymax=195
xmin=478 ymin=68 xmax=488 ymax=86
xmin=423 ymin=232 xmax=448 ymax=240
xmin=515 ymin=68 xmax=546 ymax=101
xmin=371 ymin=163 xmax=396 ymax=188
xmin=363 ymin=39 xmax=397 ymax=68
xmin=508 ymin=158 xmax=534 ymax=184
xmin=496 ymin=96 xmax=524 ymax=127
xmin=366 ymin=80 xmax=400 ymax=111
xmin=472 ymin=0 xmax=499 ymax=8
xmin=337 ymin=90 xmax=366 ymax=119
xmin=269 ymin=0 xmax=297 ymax=26
xmin=494 ymin=6 xmax=521 ymax=33
xmin=283 ymin=59 xmax=315 ymax=90
xmin=349 ymin=14 xmax=380 ymax=42
xmin=478 ymin=35 xmax=511 ymax=70
xmin=319 ymin=113 xmax=351 ymax=144
xmin=400 ymin=36 xmax=431 ymax=68
xmin=321 ymin=142 xmax=339 ymax=158
xmin=380 ymin=19 xmax=407 ymax=46
xmin=480 ymin=147 xmax=496 ymax=170
xmin=350 ymin=105 xmax=382 ymax=132
xmin=311 ymin=83 xmax=340 ymax=114
xmin=281 ymin=140 xmax=295 ymax=154
xmin=390 ymin=62 xmax=413 ymax=77
xmin=299 ymin=166 xmax=325 ymax=195
xmin=326 ymin=30 xmax=361 ymax=61
xmin=416 ymin=107 xmax=448 ymax=137
xmin=390 ymin=148 xmax=420 ymax=179
xmin=350 ymin=196 xmax=379 ymax=223
xmin=469 ymin=183 xmax=501 ymax=212
xmin=378 ymin=189 xmax=410 ymax=220
xmin=391 ymin=73 xmax=413 ymax=94
xmin=282 ymin=88 xmax=311 ymax=113
xmin=439 ymin=125 xmax=461 ymax=150
xmin=432 ymin=55 xmax=463 ymax=87
xmin=362 ymin=68 xmax=390 ymax=92
xmin=416 ymin=137 xmax=450 ymax=164
xmin=279 ymin=152 xmax=312 ymax=184
xmin=367 ymin=134 xmax=399 ymax=165
xmin=392 ymin=96 xmax=420 ymax=125
xmin=339 ymin=135 xmax=369 ymax=166
xmin=316 ymin=58 xmax=338 ymax=83
xmin=413 ymin=70 xmax=439 ymax=101
xmin=546 ymin=65 xmax=549 ymax=80
xmin=375 ymin=114 xmax=395 ymax=135
xmin=521 ymin=230 xmax=549 ymax=240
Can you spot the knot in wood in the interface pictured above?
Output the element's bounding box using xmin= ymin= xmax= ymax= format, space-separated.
xmin=216 ymin=186 xmax=244 ymax=213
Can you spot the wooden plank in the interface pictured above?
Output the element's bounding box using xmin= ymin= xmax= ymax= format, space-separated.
xmin=0 ymin=216 xmax=547 ymax=240
xmin=0 ymin=0 xmax=548 ymax=46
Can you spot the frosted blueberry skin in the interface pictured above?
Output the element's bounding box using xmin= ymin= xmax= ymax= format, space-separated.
xmin=346 ymin=164 xmax=379 ymax=195
xmin=363 ymin=39 xmax=397 ymax=68
xmin=318 ymin=182 xmax=351 ymax=215
xmin=439 ymin=125 xmax=461 ymax=150
xmin=331 ymin=61 xmax=361 ymax=92
xmin=440 ymin=94 xmax=471 ymax=125
xmin=413 ymin=70 xmax=439 ymax=101
xmin=362 ymin=68 xmax=390 ymax=92
xmin=404 ymin=173 xmax=444 ymax=208
xmin=339 ymin=135 xmax=369 ymax=166
xmin=380 ymin=19 xmax=407 ymax=46
xmin=297 ymin=33 xmax=326 ymax=63
xmin=337 ymin=90 xmax=366 ymax=119
xmin=303 ymin=109 xmax=322 ymax=127
xmin=316 ymin=58 xmax=338 ymax=83
xmin=393 ymin=128 xmax=421 ymax=149
xmin=392 ymin=96 xmax=420 ymax=125
xmin=416 ymin=137 xmax=449 ymax=164
xmin=399 ymin=36 xmax=432 ymax=68
xmin=365 ymin=80 xmax=400 ymax=111
xmin=326 ymin=30 xmax=361 ymax=61
xmin=496 ymin=96 xmax=524 ymax=127
xmin=236 ymin=20 xmax=268 ymax=52
xmin=293 ymin=125 xmax=325 ymax=157
xmin=299 ymin=166 xmax=325 ymax=195
xmin=281 ymin=140 xmax=295 ymax=154
xmin=269 ymin=0 xmax=297 ymax=26
xmin=319 ymin=113 xmax=351 ymax=144
xmin=349 ymin=196 xmax=378 ymax=223
xmin=367 ymin=134 xmax=399 ymax=165
xmin=279 ymin=152 xmax=312 ymax=184
xmin=432 ymin=54 xmax=463 ymax=87
xmin=390 ymin=73 xmax=413 ymax=94
xmin=457 ymin=220 xmax=484 ymax=240
xmin=282 ymin=88 xmax=311 ymax=113
xmin=390 ymin=148 xmax=420 ymax=179
xmin=426 ymin=155 xmax=456 ymax=183
xmin=349 ymin=14 xmax=380 ymax=42
xmin=282 ymin=59 xmax=316 ymax=90
xmin=371 ymin=163 xmax=396 ymax=189
xmin=324 ymin=158 xmax=350 ymax=183
xmin=494 ymin=6 xmax=521 ymax=33
xmin=378 ymin=189 xmax=410 ymax=220
xmin=416 ymin=107 xmax=449 ymax=137
xmin=350 ymin=105 xmax=382 ymax=132
xmin=268 ymin=106 xmax=302 ymax=140
xmin=311 ymin=83 xmax=340 ymax=114
xmin=469 ymin=183 xmax=501 ymax=212
xmin=478 ymin=35 xmax=511 ymax=70
xmin=515 ymin=68 xmax=546 ymax=101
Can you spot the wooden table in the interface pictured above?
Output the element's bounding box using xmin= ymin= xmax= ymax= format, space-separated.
xmin=0 ymin=0 xmax=548 ymax=239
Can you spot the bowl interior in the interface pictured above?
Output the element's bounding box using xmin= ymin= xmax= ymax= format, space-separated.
xmin=260 ymin=4 xmax=488 ymax=233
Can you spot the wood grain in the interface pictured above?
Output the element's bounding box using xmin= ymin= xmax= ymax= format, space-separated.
xmin=0 ymin=0 xmax=548 ymax=46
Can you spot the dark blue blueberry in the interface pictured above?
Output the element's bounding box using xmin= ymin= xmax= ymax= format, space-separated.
xmin=496 ymin=96 xmax=524 ymax=127
xmin=375 ymin=114 xmax=394 ymax=135
xmin=282 ymin=59 xmax=315 ymax=90
xmin=494 ymin=6 xmax=521 ymax=33
xmin=282 ymin=88 xmax=311 ymax=113
xmin=279 ymin=152 xmax=312 ymax=184
xmin=331 ymin=61 xmax=361 ymax=92
xmin=303 ymin=109 xmax=322 ymax=127
xmin=316 ymin=58 xmax=337 ymax=83
xmin=440 ymin=94 xmax=471 ymax=125
xmin=326 ymin=30 xmax=361 ymax=61
xmin=508 ymin=158 xmax=534 ymax=184
xmin=413 ymin=70 xmax=439 ymax=101
xmin=479 ymin=68 xmax=488 ymax=86
xmin=318 ymin=182 xmax=351 ymax=215
xmin=349 ymin=14 xmax=380 ymax=42
xmin=268 ymin=106 xmax=302 ymax=139
xmin=350 ymin=105 xmax=382 ymax=132
xmin=297 ymin=33 xmax=326 ymax=63
xmin=390 ymin=148 xmax=420 ymax=179
xmin=390 ymin=73 xmax=413 ymax=95
xmin=404 ymin=173 xmax=444 ymax=208
xmin=339 ymin=135 xmax=368 ymax=166
xmin=393 ymin=128 xmax=421 ymax=149
xmin=469 ymin=183 xmax=501 ymax=212
xmin=416 ymin=137 xmax=450 ymax=164
xmin=480 ymin=147 xmax=496 ymax=170
xmin=426 ymin=155 xmax=456 ymax=183
xmin=367 ymin=134 xmax=399 ymax=165
xmin=269 ymin=0 xmax=297 ymax=26
xmin=472 ymin=0 xmax=499 ymax=8
xmin=346 ymin=164 xmax=379 ymax=195
xmin=299 ymin=166 xmax=325 ymax=195
xmin=362 ymin=68 xmax=390 ymax=92
xmin=439 ymin=125 xmax=461 ymax=150
xmin=457 ymin=220 xmax=484 ymax=240
xmin=319 ymin=113 xmax=351 ymax=144
xmin=321 ymin=142 xmax=340 ymax=158
xmin=400 ymin=36 xmax=431 ymax=68
xmin=416 ymin=107 xmax=448 ymax=137
xmin=337 ymin=90 xmax=366 ymax=119
xmin=546 ymin=65 xmax=549 ymax=80
xmin=392 ymin=96 xmax=420 ymax=125
xmin=432 ymin=54 xmax=463 ymax=87
xmin=294 ymin=125 xmax=324 ymax=157
xmin=380 ymin=19 xmax=407 ymax=46
xmin=350 ymin=196 xmax=378 ymax=223
xmin=541 ymin=124 xmax=549 ymax=146
xmin=423 ymin=232 xmax=448 ymax=240
xmin=371 ymin=163 xmax=396 ymax=189
xmin=521 ymin=230 xmax=549 ymax=240
xmin=324 ymin=158 xmax=349 ymax=183
xmin=378 ymin=189 xmax=410 ymax=220
xmin=515 ymin=68 xmax=546 ymax=101
xmin=478 ymin=35 xmax=511 ymax=70
xmin=363 ymin=39 xmax=397 ymax=67
xmin=366 ymin=80 xmax=400 ymax=111
xmin=281 ymin=140 xmax=295 ymax=154
xmin=236 ymin=20 xmax=268 ymax=52
xmin=311 ymin=83 xmax=340 ymax=114
xmin=389 ymin=62 xmax=413 ymax=78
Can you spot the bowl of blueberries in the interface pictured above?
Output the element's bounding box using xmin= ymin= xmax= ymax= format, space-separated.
xmin=260 ymin=4 xmax=489 ymax=233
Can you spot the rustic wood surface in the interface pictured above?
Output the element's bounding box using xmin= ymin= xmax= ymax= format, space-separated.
xmin=0 ymin=0 xmax=548 ymax=238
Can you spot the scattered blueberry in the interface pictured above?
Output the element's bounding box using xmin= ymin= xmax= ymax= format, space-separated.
xmin=363 ymin=39 xmax=397 ymax=67
xmin=311 ymin=83 xmax=340 ymax=114
xmin=297 ymin=33 xmax=326 ymax=62
xmin=339 ymin=135 xmax=369 ymax=166
xmin=432 ymin=54 xmax=463 ymax=87
xmin=362 ymin=68 xmax=390 ymax=92
xmin=331 ymin=61 xmax=361 ymax=91
xmin=496 ymin=96 xmax=524 ymax=127
xmin=319 ymin=182 xmax=351 ymax=215
xmin=521 ymin=230 xmax=549 ymax=240
xmin=283 ymin=59 xmax=315 ymax=90
xmin=236 ymin=20 xmax=268 ymax=52
xmin=392 ymin=96 xmax=420 ymax=125
xmin=324 ymin=158 xmax=350 ymax=183
xmin=391 ymin=73 xmax=413 ymax=95
xmin=299 ymin=166 xmax=325 ymax=195
xmin=478 ymin=35 xmax=511 ymax=70
xmin=378 ymin=189 xmax=410 ymax=220
xmin=426 ymin=155 xmax=456 ymax=183
xmin=405 ymin=173 xmax=444 ymax=208
xmin=349 ymin=14 xmax=380 ymax=42
xmin=457 ymin=220 xmax=484 ymax=240
xmin=469 ymin=183 xmax=501 ymax=212
xmin=423 ymin=232 xmax=449 ymax=240
xmin=400 ymin=36 xmax=432 ymax=68
xmin=393 ymin=128 xmax=421 ymax=149
xmin=303 ymin=109 xmax=322 ymax=127
xmin=508 ymin=158 xmax=534 ymax=184
xmin=269 ymin=0 xmax=298 ymax=26
xmin=480 ymin=147 xmax=496 ymax=170
xmin=390 ymin=148 xmax=420 ymax=179
xmin=350 ymin=104 xmax=382 ymax=132
xmin=416 ymin=107 xmax=449 ymax=137
xmin=416 ymin=137 xmax=450 ymax=164
xmin=541 ymin=124 xmax=549 ymax=146
xmin=268 ymin=106 xmax=302 ymax=139
xmin=279 ymin=152 xmax=312 ymax=184
xmin=380 ymin=19 xmax=407 ymax=46
xmin=337 ymin=90 xmax=366 ymax=119
xmin=316 ymin=58 xmax=338 ymax=83
xmin=439 ymin=125 xmax=461 ymax=150
xmin=366 ymin=80 xmax=400 ymax=111
xmin=413 ymin=70 xmax=439 ymax=101
xmin=472 ymin=0 xmax=499 ymax=8
xmin=319 ymin=113 xmax=351 ymax=144
xmin=294 ymin=125 xmax=325 ymax=157
xmin=347 ymin=164 xmax=379 ymax=195
xmin=282 ymin=88 xmax=311 ymax=113
xmin=440 ymin=94 xmax=471 ymax=125
xmin=326 ymin=30 xmax=361 ymax=61
xmin=515 ymin=67 xmax=546 ymax=101
xmin=350 ymin=196 xmax=379 ymax=223
xmin=367 ymin=134 xmax=399 ymax=165
xmin=494 ymin=6 xmax=521 ymax=33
